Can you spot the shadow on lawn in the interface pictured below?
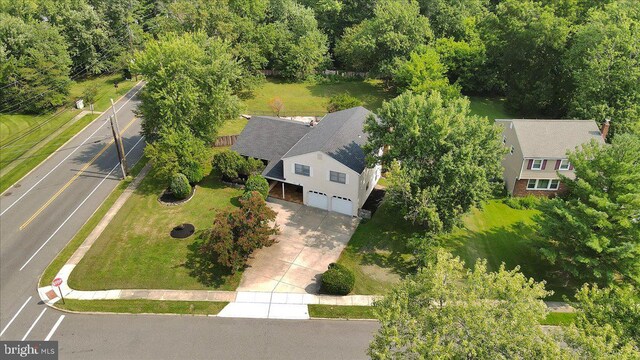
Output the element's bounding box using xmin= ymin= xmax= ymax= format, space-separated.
xmin=183 ymin=238 xmax=236 ymax=288
xmin=360 ymin=250 xmax=416 ymax=278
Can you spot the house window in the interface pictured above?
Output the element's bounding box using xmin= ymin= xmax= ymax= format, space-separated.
xmin=510 ymin=146 xmax=515 ymax=155
xmin=531 ymin=159 xmax=543 ymax=170
xmin=366 ymin=182 xmax=370 ymax=191
xmin=559 ymin=159 xmax=571 ymax=170
xmin=330 ymin=171 xmax=346 ymax=184
xmin=503 ymin=135 xmax=507 ymax=145
xmin=526 ymin=179 xmax=560 ymax=190
xmin=295 ymin=164 xmax=310 ymax=176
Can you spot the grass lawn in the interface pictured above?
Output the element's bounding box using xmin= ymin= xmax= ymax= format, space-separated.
xmin=69 ymin=165 xmax=245 ymax=291
xmin=336 ymin=201 xmax=421 ymax=295
xmin=243 ymin=78 xmax=391 ymax=116
xmin=468 ymin=96 xmax=513 ymax=121
xmin=56 ymin=299 xmax=228 ymax=315
xmin=541 ymin=312 xmax=577 ymax=326
xmin=308 ymin=305 xmax=376 ymax=320
xmin=339 ymin=198 xmax=574 ymax=300
xmin=218 ymin=117 xmax=248 ymax=136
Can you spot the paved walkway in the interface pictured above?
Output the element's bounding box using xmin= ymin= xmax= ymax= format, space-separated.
xmin=37 ymin=163 xmax=573 ymax=319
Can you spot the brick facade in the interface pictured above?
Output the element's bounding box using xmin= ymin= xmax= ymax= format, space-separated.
xmin=512 ymin=179 xmax=569 ymax=198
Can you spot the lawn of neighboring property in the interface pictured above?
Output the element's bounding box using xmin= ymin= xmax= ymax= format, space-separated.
xmin=308 ymin=305 xmax=376 ymax=320
xmin=468 ymin=96 xmax=513 ymax=121
xmin=56 ymin=299 xmax=228 ymax=315
xmin=218 ymin=117 xmax=248 ymax=136
xmin=0 ymin=74 xmax=137 ymax=193
xmin=339 ymin=198 xmax=574 ymax=300
xmin=69 ymin=164 xmax=245 ymax=291
xmin=243 ymin=78 xmax=391 ymax=116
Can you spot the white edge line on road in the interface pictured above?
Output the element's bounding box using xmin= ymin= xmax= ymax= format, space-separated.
xmin=19 ymin=135 xmax=145 ymax=271
xmin=0 ymin=85 xmax=144 ymax=217
xmin=0 ymin=296 xmax=32 ymax=337
xmin=44 ymin=315 xmax=65 ymax=341
xmin=21 ymin=308 xmax=46 ymax=341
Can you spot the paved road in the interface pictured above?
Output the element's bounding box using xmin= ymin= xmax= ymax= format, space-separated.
xmin=0 ymin=82 xmax=377 ymax=359
xmin=0 ymin=83 xmax=145 ymax=342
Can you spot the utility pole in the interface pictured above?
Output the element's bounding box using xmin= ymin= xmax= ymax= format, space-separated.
xmin=110 ymin=98 xmax=129 ymax=177
xmin=109 ymin=115 xmax=127 ymax=179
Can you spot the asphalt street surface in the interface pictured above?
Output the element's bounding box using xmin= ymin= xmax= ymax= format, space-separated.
xmin=0 ymin=83 xmax=378 ymax=359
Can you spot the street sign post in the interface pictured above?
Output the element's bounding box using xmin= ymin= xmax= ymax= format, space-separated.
xmin=52 ymin=278 xmax=65 ymax=304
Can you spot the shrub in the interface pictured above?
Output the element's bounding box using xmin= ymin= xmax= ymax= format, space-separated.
xmin=212 ymin=150 xmax=245 ymax=180
xmin=170 ymin=173 xmax=191 ymax=200
xmin=320 ymin=263 xmax=355 ymax=295
xmin=327 ymin=93 xmax=363 ymax=113
xmin=245 ymin=175 xmax=269 ymax=199
xmin=240 ymin=157 xmax=265 ymax=177
xmin=504 ymin=195 xmax=541 ymax=210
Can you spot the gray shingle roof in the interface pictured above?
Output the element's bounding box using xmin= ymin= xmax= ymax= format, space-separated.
xmin=496 ymin=119 xmax=604 ymax=158
xmin=232 ymin=116 xmax=311 ymax=180
xmin=284 ymin=107 xmax=373 ymax=173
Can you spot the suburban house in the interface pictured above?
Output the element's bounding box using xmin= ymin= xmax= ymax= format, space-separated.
xmin=496 ymin=118 xmax=608 ymax=197
xmin=232 ymin=107 xmax=382 ymax=216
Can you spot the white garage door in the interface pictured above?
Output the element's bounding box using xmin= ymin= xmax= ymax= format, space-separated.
xmin=307 ymin=191 xmax=328 ymax=210
xmin=331 ymin=196 xmax=353 ymax=216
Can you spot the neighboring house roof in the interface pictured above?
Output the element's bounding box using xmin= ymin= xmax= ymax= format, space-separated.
xmin=284 ymin=106 xmax=374 ymax=173
xmin=232 ymin=116 xmax=311 ymax=180
xmin=496 ymin=119 xmax=604 ymax=158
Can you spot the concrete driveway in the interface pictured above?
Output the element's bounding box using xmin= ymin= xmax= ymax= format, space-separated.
xmin=237 ymin=198 xmax=359 ymax=293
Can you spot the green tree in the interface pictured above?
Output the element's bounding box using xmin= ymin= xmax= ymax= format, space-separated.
xmin=369 ymin=250 xmax=565 ymax=359
xmin=364 ymin=91 xmax=505 ymax=231
xmin=335 ymin=0 xmax=432 ymax=76
xmin=170 ymin=173 xmax=192 ymax=200
xmin=0 ymin=14 xmax=71 ymax=113
xmin=144 ymin=129 xmax=210 ymax=183
xmin=326 ymin=93 xmax=363 ymax=113
xmin=199 ymin=191 xmax=278 ymax=273
xmin=565 ymin=0 xmax=640 ymax=138
xmin=244 ymin=175 xmax=269 ymax=199
xmin=482 ymin=0 xmax=571 ymax=116
xmin=392 ymin=45 xmax=461 ymax=99
xmin=562 ymin=284 xmax=640 ymax=359
xmin=82 ymin=84 xmax=98 ymax=113
xmin=536 ymin=134 xmax=640 ymax=286
xmin=417 ymin=0 xmax=488 ymax=40
xmin=132 ymin=32 xmax=242 ymax=143
xmin=212 ymin=149 xmax=246 ymax=180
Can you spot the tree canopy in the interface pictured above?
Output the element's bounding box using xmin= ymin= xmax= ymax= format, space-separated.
xmin=132 ymin=32 xmax=242 ymax=143
xmin=364 ymin=91 xmax=504 ymax=232
xmin=536 ymin=134 xmax=640 ymax=286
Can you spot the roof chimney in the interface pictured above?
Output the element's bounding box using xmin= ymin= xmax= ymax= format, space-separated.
xmin=601 ymin=118 xmax=611 ymax=140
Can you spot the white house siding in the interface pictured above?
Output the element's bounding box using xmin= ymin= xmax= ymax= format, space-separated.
xmin=498 ymin=121 xmax=525 ymax=194
xmin=282 ymin=151 xmax=364 ymax=216
xmin=358 ymin=165 xmax=381 ymax=209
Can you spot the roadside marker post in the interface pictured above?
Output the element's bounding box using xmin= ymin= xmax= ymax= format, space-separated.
xmin=52 ymin=278 xmax=65 ymax=304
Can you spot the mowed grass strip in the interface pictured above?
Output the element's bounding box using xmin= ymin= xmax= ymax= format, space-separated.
xmin=56 ymin=299 xmax=228 ymax=315
xmin=243 ymin=78 xmax=391 ymax=116
xmin=69 ymin=164 xmax=244 ymax=291
xmin=39 ymin=159 xmax=148 ymax=288
xmin=308 ymin=305 xmax=376 ymax=320
xmin=541 ymin=312 xmax=578 ymax=326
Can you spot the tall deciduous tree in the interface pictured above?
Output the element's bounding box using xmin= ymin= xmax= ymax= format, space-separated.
xmin=565 ymin=0 xmax=640 ymax=138
xmin=364 ymin=91 xmax=505 ymax=231
xmin=132 ymin=32 xmax=242 ymax=143
xmin=369 ymin=250 xmax=564 ymax=359
xmin=335 ymin=0 xmax=432 ymax=76
xmin=143 ymin=128 xmax=210 ymax=183
xmin=536 ymin=134 xmax=640 ymax=286
xmin=483 ymin=0 xmax=571 ymax=116
xmin=0 ymin=14 xmax=72 ymax=113
xmin=417 ymin=0 xmax=488 ymax=40
xmin=392 ymin=45 xmax=461 ymax=99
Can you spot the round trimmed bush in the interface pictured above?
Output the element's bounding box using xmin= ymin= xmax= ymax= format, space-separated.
xmin=245 ymin=175 xmax=269 ymax=199
xmin=170 ymin=173 xmax=191 ymax=200
xmin=320 ymin=263 xmax=355 ymax=295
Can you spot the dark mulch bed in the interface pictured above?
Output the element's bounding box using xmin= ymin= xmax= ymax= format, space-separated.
xmin=362 ymin=188 xmax=386 ymax=215
xmin=170 ymin=223 xmax=196 ymax=239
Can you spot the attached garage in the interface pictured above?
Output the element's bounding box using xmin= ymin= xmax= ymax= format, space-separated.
xmin=331 ymin=196 xmax=353 ymax=216
xmin=307 ymin=191 xmax=328 ymax=210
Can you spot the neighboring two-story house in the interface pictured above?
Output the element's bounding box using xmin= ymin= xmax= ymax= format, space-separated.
xmin=496 ymin=119 xmax=607 ymax=197
xmin=232 ymin=107 xmax=381 ymax=216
